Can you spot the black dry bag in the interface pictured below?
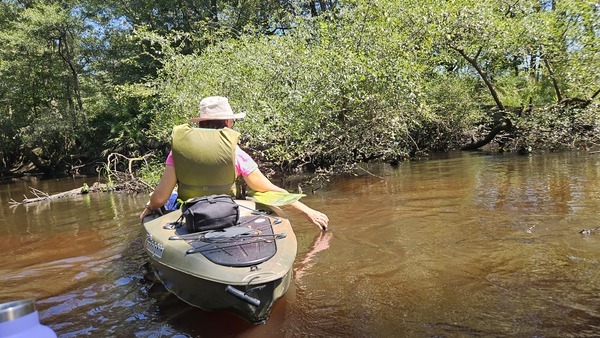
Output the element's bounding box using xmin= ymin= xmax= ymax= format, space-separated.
xmin=181 ymin=194 xmax=239 ymax=232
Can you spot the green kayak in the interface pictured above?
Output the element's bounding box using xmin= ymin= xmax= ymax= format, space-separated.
xmin=142 ymin=199 xmax=297 ymax=324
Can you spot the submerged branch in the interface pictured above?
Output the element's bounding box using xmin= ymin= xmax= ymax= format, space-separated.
xmin=9 ymin=182 xmax=123 ymax=205
xmin=8 ymin=152 xmax=153 ymax=205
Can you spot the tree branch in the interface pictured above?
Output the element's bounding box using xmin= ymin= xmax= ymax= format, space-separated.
xmin=9 ymin=183 xmax=117 ymax=205
xmin=449 ymin=45 xmax=505 ymax=111
xmin=461 ymin=120 xmax=512 ymax=151
xmin=542 ymin=56 xmax=563 ymax=103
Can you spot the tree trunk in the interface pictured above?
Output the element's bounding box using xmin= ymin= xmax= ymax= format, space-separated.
xmin=210 ymin=0 xmax=218 ymax=22
xmin=451 ymin=46 xmax=506 ymax=112
xmin=450 ymin=45 xmax=512 ymax=150
xmin=58 ymin=32 xmax=83 ymax=112
xmin=543 ymin=56 xmax=563 ymax=103
xmin=461 ymin=119 xmax=512 ymax=151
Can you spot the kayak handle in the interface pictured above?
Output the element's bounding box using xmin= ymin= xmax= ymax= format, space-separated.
xmin=225 ymin=285 xmax=261 ymax=307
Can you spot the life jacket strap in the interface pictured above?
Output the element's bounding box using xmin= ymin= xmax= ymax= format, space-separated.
xmin=177 ymin=182 xmax=236 ymax=192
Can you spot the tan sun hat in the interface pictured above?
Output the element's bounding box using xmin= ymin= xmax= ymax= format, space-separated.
xmin=189 ymin=96 xmax=246 ymax=122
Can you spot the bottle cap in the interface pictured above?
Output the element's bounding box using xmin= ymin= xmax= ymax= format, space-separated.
xmin=0 ymin=300 xmax=36 ymax=322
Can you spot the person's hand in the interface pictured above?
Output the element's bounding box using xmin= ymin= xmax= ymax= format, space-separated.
xmin=139 ymin=205 xmax=156 ymax=223
xmin=303 ymin=208 xmax=329 ymax=232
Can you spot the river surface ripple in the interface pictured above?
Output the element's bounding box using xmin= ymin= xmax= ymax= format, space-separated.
xmin=1 ymin=150 xmax=599 ymax=337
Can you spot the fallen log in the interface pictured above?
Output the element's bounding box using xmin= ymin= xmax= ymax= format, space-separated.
xmin=8 ymin=182 xmax=126 ymax=205
xmin=461 ymin=120 xmax=513 ymax=151
xmin=8 ymin=153 xmax=155 ymax=206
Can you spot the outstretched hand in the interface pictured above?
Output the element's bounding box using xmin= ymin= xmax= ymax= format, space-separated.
xmin=303 ymin=208 xmax=329 ymax=231
xmin=242 ymin=169 xmax=329 ymax=231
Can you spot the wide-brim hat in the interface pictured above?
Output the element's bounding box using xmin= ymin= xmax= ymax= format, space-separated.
xmin=189 ymin=96 xmax=246 ymax=122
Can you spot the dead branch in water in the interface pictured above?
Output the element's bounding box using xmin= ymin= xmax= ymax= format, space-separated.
xmin=9 ymin=153 xmax=155 ymax=205
xmin=104 ymin=152 xmax=154 ymax=192
xmin=9 ymin=182 xmax=121 ymax=205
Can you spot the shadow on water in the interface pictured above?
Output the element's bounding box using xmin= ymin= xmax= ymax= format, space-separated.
xmin=141 ymin=282 xmax=254 ymax=337
xmin=1 ymin=150 xmax=600 ymax=337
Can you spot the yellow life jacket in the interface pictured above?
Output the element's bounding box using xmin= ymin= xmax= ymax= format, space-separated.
xmin=171 ymin=124 xmax=240 ymax=201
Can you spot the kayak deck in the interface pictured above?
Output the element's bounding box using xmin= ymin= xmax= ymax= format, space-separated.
xmin=174 ymin=213 xmax=280 ymax=267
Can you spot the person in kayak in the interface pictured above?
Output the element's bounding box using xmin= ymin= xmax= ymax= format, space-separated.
xmin=139 ymin=96 xmax=329 ymax=231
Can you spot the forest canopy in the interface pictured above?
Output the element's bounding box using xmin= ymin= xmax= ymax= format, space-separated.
xmin=1 ymin=0 xmax=598 ymax=182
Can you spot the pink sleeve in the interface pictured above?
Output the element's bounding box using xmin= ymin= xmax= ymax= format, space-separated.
xmin=165 ymin=151 xmax=174 ymax=166
xmin=235 ymin=146 xmax=258 ymax=177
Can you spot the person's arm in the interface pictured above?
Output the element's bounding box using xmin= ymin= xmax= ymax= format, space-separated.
xmin=243 ymin=169 xmax=329 ymax=231
xmin=139 ymin=165 xmax=178 ymax=222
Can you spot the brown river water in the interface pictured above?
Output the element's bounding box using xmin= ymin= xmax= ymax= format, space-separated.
xmin=1 ymin=150 xmax=600 ymax=337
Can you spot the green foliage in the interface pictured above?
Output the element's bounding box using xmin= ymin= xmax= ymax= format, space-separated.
xmin=0 ymin=1 xmax=91 ymax=174
xmin=125 ymin=0 xmax=600 ymax=178
xmin=142 ymin=3 xmax=436 ymax=173
xmin=0 ymin=0 xmax=598 ymax=178
xmin=512 ymin=103 xmax=600 ymax=152
xmin=136 ymin=156 xmax=166 ymax=187
xmin=417 ymin=74 xmax=482 ymax=150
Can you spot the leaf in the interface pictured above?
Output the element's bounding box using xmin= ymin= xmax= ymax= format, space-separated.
xmin=248 ymin=191 xmax=305 ymax=206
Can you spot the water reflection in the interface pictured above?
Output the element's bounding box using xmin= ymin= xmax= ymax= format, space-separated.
xmin=1 ymin=151 xmax=599 ymax=337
